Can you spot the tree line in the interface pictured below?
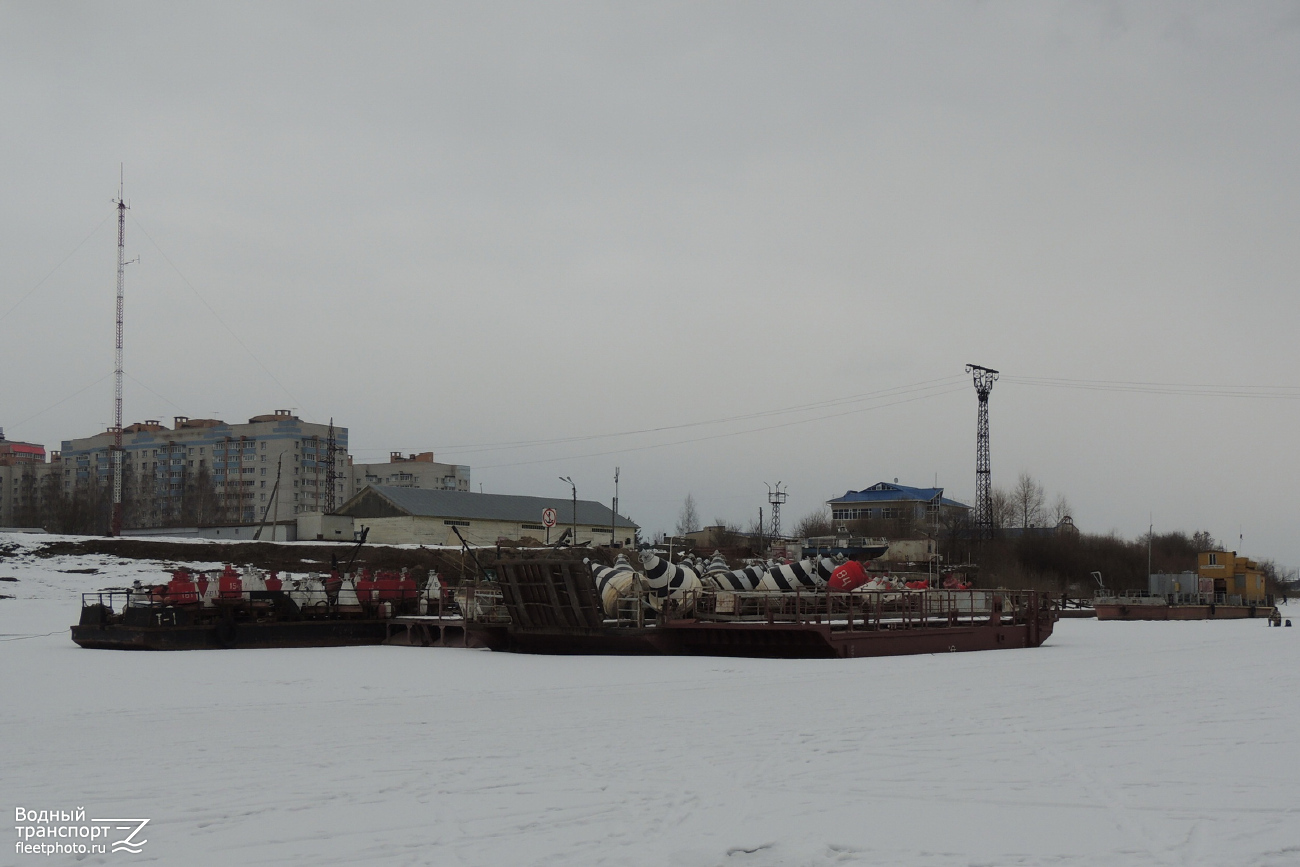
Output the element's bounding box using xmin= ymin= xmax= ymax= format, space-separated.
xmin=10 ymin=463 xmax=235 ymax=535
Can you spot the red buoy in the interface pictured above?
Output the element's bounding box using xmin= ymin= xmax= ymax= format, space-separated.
xmin=218 ymin=564 xmax=243 ymax=599
xmin=828 ymin=560 xmax=869 ymax=592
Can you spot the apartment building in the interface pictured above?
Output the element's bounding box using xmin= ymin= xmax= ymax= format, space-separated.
xmin=349 ymin=451 xmax=470 ymax=497
xmin=57 ymin=411 xmax=348 ymax=526
xmin=0 ymin=429 xmax=52 ymax=528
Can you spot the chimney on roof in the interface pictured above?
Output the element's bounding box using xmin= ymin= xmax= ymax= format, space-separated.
xmin=174 ymin=416 xmax=189 ymax=428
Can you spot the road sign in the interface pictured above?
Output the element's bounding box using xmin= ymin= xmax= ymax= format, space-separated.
xmin=542 ymin=508 xmax=557 ymax=528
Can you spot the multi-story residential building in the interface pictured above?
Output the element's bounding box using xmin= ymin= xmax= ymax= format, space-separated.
xmin=57 ymin=411 xmax=349 ymax=527
xmin=0 ymin=429 xmax=53 ymax=528
xmin=349 ymin=452 xmax=470 ymax=497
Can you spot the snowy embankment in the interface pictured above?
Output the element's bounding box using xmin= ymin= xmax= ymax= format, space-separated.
xmin=2 ymin=532 xmax=1297 ymax=867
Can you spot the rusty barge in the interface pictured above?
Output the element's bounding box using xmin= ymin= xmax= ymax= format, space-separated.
xmin=72 ymin=555 xmax=1056 ymax=658
xmin=71 ymin=565 xmax=474 ymax=651
xmin=424 ymin=555 xmax=1057 ymax=658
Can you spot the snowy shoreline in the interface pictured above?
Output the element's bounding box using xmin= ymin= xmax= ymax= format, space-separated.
xmin=3 ymin=532 xmax=1298 ymax=866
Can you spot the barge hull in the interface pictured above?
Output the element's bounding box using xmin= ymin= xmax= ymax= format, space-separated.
xmin=71 ymin=619 xmax=390 ymax=650
xmin=1095 ymin=604 xmax=1275 ymax=621
xmin=464 ymin=618 xmax=1054 ymax=659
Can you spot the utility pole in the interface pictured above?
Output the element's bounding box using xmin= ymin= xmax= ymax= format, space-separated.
xmin=966 ymin=364 xmax=999 ymax=539
xmin=109 ymin=168 xmax=130 ymax=537
xmin=610 ymin=467 xmax=620 ymax=547
xmin=1148 ymin=515 xmax=1153 ymax=581
xmin=559 ymin=476 xmax=576 ymax=547
xmin=766 ymin=482 xmax=787 ymax=540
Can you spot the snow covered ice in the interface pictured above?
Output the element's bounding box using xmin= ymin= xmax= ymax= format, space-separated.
xmin=2 ymin=533 xmax=1298 ymax=866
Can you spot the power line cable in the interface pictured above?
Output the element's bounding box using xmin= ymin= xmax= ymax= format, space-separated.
xmin=470 ymin=383 xmax=969 ymax=470
xmin=1001 ymin=374 xmax=1300 ymax=400
xmin=431 ymin=375 xmax=967 ymax=456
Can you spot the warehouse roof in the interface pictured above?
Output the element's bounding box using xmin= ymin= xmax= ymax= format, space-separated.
xmin=828 ymin=482 xmax=970 ymax=510
xmin=338 ymin=485 xmax=638 ymax=528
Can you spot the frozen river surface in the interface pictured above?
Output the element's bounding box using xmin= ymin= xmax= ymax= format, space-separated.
xmin=2 ymin=534 xmax=1298 ymax=866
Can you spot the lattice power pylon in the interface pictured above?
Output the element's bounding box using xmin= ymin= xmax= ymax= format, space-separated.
xmin=966 ymin=364 xmax=999 ymax=538
xmin=766 ymin=482 xmax=787 ymax=539
xmin=324 ymin=419 xmax=337 ymax=514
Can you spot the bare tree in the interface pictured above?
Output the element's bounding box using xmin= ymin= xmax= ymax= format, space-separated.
xmin=1191 ymin=530 xmax=1219 ymax=551
xmin=675 ymin=493 xmax=701 ymax=536
xmin=793 ymin=506 xmax=834 ymax=538
xmin=708 ymin=518 xmax=742 ymax=548
xmin=1011 ymin=472 xmax=1046 ymax=528
xmin=1050 ymin=494 xmax=1072 ymax=525
xmin=989 ymin=487 xmax=1014 ymax=529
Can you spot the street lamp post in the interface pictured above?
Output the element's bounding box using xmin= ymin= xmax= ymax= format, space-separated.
xmin=610 ymin=467 xmax=619 ymax=547
xmin=559 ymin=476 xmax=577 ymax=547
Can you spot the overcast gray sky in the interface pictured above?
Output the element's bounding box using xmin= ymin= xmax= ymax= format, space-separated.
xmin=3 ymin=2 xmax=1299 ymax=561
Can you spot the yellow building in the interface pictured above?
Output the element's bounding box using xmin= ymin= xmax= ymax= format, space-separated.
xmin=1197 ymin=551 xmax=1267 ymax=602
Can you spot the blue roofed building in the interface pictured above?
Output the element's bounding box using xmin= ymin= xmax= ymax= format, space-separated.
xmin=828 ymin=482 xmax=971 ymax=524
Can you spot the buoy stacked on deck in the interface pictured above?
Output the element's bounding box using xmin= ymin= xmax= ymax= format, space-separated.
xmin=336 ymin=577 xmax=364 ymax=613
xmin=586 ymin=554 xmax=640 ymax=617
xmin=700 ymin=551 xmax=768 ymax=591
xmin=420 ymin=572 xmax=445 ymax=615
xmin=758 ymin=559 xmax=824 ymax=592
xmin=289 ymin=574 xmax=329 ymax=610
xmin=638 ymin=550 xmax=702 ymax=608
xmin=218 ymin=565 xmax=242 ymax=600
xmin=165 ymin=569 xmax=200 ymax=604
xmin=828 ymin=560 xmax=869 ymax=591
xmin=241 ymin=567 xmax=267 ymax=594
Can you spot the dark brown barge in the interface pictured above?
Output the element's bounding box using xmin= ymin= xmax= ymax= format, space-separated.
xmin=71 ymin=590 xmax=394 ymax=650
xmin=463 ymin=556 xmax=1055 ymax=659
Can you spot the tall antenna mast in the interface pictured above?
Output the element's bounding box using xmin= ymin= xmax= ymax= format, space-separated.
xmin=966 ymin=364 xmax=999 ymax=539
xmin=110 ymin=167 xmax=129 ymax=536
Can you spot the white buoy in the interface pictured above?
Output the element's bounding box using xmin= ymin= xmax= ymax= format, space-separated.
xmin=586 ymin=554 xmax=640 ymax=617
xmin=241 ymin=566 xmax=267 ymax=593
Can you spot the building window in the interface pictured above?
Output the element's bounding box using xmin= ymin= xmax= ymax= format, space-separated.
xmin=1208 ymin=553 xmax=1218 ymax=566
xmin=443 ymin=520 xmax=470 ymax=527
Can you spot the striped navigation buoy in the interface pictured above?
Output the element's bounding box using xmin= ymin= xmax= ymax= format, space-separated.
xmin=585 ymin=554 xmax=640 ymax=617
xmin=813 ymin=557 xmax=840 ymax=583
xmin=700 ymin=551 xmax=769 ymax=591
xmin=758 ymin=559 xmax=825 ymax=592
xmin=638 ymin=551 xmax=703 ymax=606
